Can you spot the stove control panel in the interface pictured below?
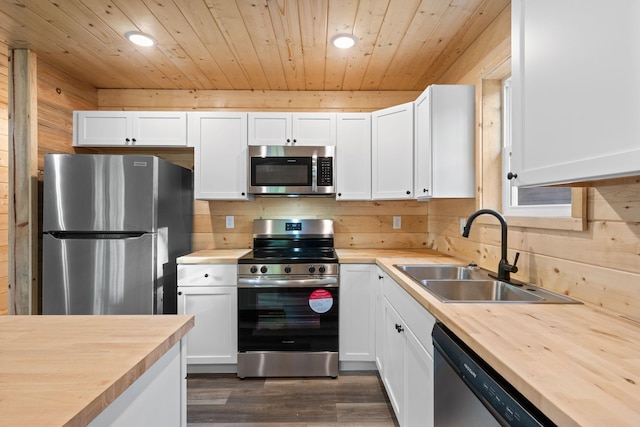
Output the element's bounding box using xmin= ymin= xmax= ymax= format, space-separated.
xmin=238 ymin=263 xmax=339 ymax=276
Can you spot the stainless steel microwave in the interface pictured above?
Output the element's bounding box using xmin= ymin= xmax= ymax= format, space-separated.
xmin=248 ymin=145 xmax=335 ymax=196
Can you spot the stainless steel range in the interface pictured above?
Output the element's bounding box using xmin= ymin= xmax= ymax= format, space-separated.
xmin=237 ymin=219 xmax=339 ymax=378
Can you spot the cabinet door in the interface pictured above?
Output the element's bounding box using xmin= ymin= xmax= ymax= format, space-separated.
xmin=511 ymin=0 xmax=640 ymax=186
xmin=414 ymin=85 xmax=475 ymax=199
xmin=189 ymin=112 xmax=250 ymax=200
xmin=339 ymin=264 xmax=376 ymax=362
xmin=383 ymin=299 xmax=405 ymax=422
xmin=291 ymin=113 xmax=337 ymax=146
xmin=372 ymin=102 xmax=414 ymax=199
xmin=405 ymin=327 xmax=434 ymax=427
xmin=247 ymin=112 xmax=292 ymax=145
xmin=132 ymin=112 xmax=187 ymax=146
xmin=74 ymin=111 xmax=132 ymax=146
xmin=177 ymin=286 xmax=237 ymax=365
xmin=336 ymin=113 xmax=372 ymax=200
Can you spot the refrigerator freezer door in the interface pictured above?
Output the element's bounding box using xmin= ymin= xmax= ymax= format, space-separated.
xmin=42 ymin=233 xmax=157 ymax=314
xmin=43 ymin=154 xmax=157 ymax=232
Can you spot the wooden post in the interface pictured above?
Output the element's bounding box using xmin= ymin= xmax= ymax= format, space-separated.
xmin=8 ymin=49 xmax=39 ymax=315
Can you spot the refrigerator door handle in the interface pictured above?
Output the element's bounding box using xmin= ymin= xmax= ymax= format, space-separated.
xmin=47 ymin=231 xmax=147 ymax=239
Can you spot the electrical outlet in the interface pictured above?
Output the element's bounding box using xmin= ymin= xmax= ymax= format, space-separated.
xmin=393 ymin=216 xmax=401 ymax=229
xmin=460 ymin=217 xmax=466 ymax=235
xmin=226 ymin=216 xmax=234 ymax=229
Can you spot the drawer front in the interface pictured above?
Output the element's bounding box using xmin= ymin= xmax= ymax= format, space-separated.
xmin=178 ymin=264 xmax=237 ymax=287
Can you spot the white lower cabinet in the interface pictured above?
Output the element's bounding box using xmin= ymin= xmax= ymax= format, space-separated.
xmin=339 ymin=264 xmax=377 ymax=365
xmin=382 ymin=274 xmax=436 ymax=427
xmin=177 ymin=264 xmax=237 ymax=370
xmin=375 ymin=267 xmax=386 ymax=374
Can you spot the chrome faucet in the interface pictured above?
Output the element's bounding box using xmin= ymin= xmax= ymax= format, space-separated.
xmin=461 ymin=209 xmax=520 ymax=282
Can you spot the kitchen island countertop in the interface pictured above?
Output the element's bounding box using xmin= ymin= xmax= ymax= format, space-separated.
xmin=0 ymin=315 xmax=194 ymax=427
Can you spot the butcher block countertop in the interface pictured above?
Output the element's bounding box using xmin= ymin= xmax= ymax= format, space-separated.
xmin=0 ymin=315 xmax=194 ymax=427
xmin=177 ymin=248 xmax=250 ymax=264
xmin=180 ymin=248 xmax=640 ymax=426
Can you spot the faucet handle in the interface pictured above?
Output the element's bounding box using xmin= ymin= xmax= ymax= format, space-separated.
xmin=509 ymin=252 xmax=520 ymax=273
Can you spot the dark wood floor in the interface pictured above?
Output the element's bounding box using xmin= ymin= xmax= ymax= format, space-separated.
xmin=187 ymin=371 xmax=400 ymax=426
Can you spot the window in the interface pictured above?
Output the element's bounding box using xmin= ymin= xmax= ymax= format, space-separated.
xmin=502 ymin=78 xmax=572 ymax=217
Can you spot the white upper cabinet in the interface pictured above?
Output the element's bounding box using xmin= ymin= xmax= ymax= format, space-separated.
xmin=336 ymin=113 xmax=372 ymax=200
xmin=74 ymin=111 xmax=187 ymax=147
xmin=247 ymin=112 xmax=336 ymax=146
xmin=188 ymin=112 xmax=251 ymax=200
xmin=372 ymin=102 xmax=414 ymax=199
xmin=511 ymin=0 xmax=640 ymax=186
xmin=414 ymin=85 xmax=475 ymax=200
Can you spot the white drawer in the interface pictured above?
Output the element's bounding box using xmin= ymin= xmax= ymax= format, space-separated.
xmin=177 ymin=264 xmax=237 ymax=287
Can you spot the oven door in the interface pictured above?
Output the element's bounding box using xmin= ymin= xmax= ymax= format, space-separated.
xmin=238 ymin=278 xmax=339 ymax=352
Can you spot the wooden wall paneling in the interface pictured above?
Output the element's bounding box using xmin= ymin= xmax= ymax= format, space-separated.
xmin=98 ymin=89 xmax=421 ymax=112
xmin=8 ymin=49 xmax=38 ymax=315
xmin=0 ymin=43 xmax=8 ymax=315
xmin=324 ymin=1 xmax=359 ymax=91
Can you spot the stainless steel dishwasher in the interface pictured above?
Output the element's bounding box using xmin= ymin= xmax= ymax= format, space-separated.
xmin=432 ymin=323 xmax=555 ymax=426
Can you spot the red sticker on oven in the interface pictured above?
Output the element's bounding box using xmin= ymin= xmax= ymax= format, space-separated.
xmin=309 ymin=289 xmax=333 ymax=314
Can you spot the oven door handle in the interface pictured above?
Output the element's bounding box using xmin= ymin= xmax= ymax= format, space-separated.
xmin=238 ymin=277 xmax=338 ymax=288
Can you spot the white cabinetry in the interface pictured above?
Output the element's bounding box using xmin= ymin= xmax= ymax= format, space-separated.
xmin=372 ymin=102 xmax=414 ymax=199
xmin=177 ymin=264 xmax=237 ymax=371
xmin=74 ymin=111 xmax=187 ymax=147
xmin=511 ymin=0 xmax=640 ymax=186
xmin=248 ymin=112 xmax=337 ymax=146
xmin=382 ymin=274 xmax=435 ymax=427
xmin=188 ymin=112 xmax=251 ymax=200
xmin=339 ymin=264 xmax=377 ymax=366
xmin=336 ymin=113 xmax=372 ymax=200
xmin=414 ymin=85 xmax=475 ymax=199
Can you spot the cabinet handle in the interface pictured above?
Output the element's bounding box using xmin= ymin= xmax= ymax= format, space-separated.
xmin=423 ymin=188 xmax=428 ymax=193
xmin=286 ymin=138 xmax=291 ymax=143
xmin=178 ymin=291 xmax=182 ymax=296
xmin=204 ymin=273 xmax=209 ymax=278
xmin=131 ymin=138 xmax=136 ymax=143
xmin=125 ymin=138 xmax=130 ymax=142
xmin=406 ymin=190 xmax=411 ymax=195
xmin=395 ymin=324 xmax=404 ymax=333
xmin=507 ymin=172 xmax=518 ymax=180
xmin=241 ymin=192 xmax=245 ymax=196
xmin=337 ymin=192 xmax=342 ymax=197
xmin=292 ymin=139 xmax=297 ymax=144
xmin=378 ymin=275 xmax=383 ymax=280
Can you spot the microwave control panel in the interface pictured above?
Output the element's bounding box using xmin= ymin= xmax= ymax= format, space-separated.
xmin=318 ymin=157 xmax=333 ymax=186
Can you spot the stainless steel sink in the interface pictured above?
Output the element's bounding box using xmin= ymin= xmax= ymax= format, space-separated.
xmin=394 ymin=264 xmax=487 ymax=281
xmin=421 ymin=280 xmax=543 ymax=302
xmin=394 ymin=264 xmax=581 ymax=304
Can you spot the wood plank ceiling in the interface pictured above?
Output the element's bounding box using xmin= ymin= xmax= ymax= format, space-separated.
xmin=0 ymin=0 xmax=509 ymax=91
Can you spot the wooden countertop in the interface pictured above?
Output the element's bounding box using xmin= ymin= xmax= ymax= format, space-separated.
xmin=376 ymin=255 xmax=640 ymax=427
xmin=177 ymin=249 xmax=251 ymax=264
xmin=0 ymin=315 xmax=194 ymax=427
xmin=176 ymin=248 xmax=640 ymax=425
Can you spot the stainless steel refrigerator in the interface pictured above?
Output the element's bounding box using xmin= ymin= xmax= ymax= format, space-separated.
xmin=42 ymin=154 xmax=193 ymax=315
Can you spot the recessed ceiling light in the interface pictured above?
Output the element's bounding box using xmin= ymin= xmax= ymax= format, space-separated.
xmin=125 ymin=31 xmax=156 ymax=47
xmin=331 ymin=34 xmax=357 ymax=49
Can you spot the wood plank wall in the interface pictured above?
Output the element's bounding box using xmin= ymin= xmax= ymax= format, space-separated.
xmin=0 ymin=44 xmax=8 ymax=315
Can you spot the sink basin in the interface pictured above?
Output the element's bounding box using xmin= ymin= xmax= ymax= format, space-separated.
xmin=394 ymin=264 xmax=581 ymax=304
xmin=421 ymin=280 xmax=543 ymax=302
xmin=394 ymin=264 xmax=486 ymax=281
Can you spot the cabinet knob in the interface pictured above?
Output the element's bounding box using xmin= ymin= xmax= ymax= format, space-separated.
xmin=423 ymin=188 xmax=428 ymax=193
xmin=395 ymin=324 xmax=404 ymax=333
xmin=337 ymin=192 xmax=342 ymax=197
xmin=125 ymin=138 xmax=130 ymax=142
xmin=406 ymin=190 xmax=411 ymax=195
xmin=286 ymin=138 xmax=291 ymax=143
xmin=178 ymin=291 xmax=182 ymax=296
xmin=241 ymin=192 xmax=245 ymax=196
xmin=132 ymin=138 xmax=136 ymax=143
xmin=378 ymin=275 xmax=383 ymax=280
xmin=292 ymin=139 xmax=297 ymax=144
xmin=204 ymin=273 xmax=209 ymax=278
xmin=507 ymin=172 xmax=518 ymax=180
